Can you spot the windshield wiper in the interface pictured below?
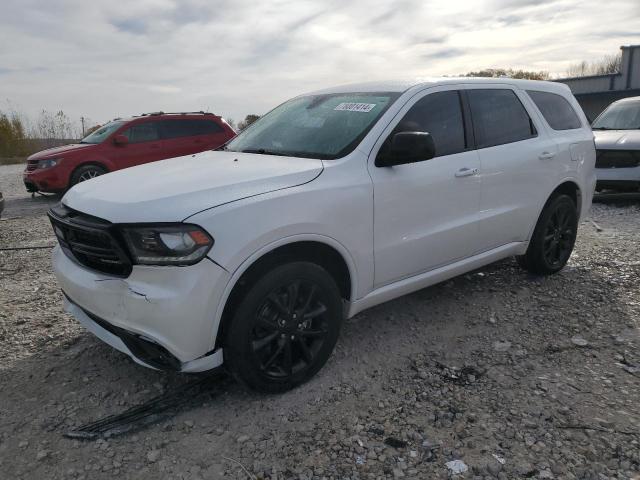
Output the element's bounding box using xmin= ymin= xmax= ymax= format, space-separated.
xmin=240 ymin=148 xmax=288 ymax=156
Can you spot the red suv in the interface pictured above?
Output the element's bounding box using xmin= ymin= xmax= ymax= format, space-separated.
xmin=23 ymin=112 xmax=236 ymax=193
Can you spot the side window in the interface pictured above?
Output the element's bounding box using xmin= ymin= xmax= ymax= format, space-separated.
xmin=161 ymin=119 xmax=224 ymax=139
xmin=467 ymin=89 xmax=537 ymax=148
xmin=160 ymin=120 xmax=195 ymax=139
xmin=391 ymin=90 xmax=466 ymax=157
xmin=196 ymin=120 xmax=224 ymax=135
xmin=527 ymin=90 xmax=582 ymax=130
xmin=123 ymin=122 xmax=159 ymax=143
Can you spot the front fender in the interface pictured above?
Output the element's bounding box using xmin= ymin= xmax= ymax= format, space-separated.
xmin=210 ymin=233 xmax=359 ymax=343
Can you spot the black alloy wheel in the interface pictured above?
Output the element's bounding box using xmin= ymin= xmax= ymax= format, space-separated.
xmin=251 ymin=280 xmax=329 ymax=379
xmin=224 ymin=261 xmax=342 ymax=393
xmin=516 ymin=194 xmax=578 ymax=275
xmin=541 ymin=200 xmax=575 ymax=268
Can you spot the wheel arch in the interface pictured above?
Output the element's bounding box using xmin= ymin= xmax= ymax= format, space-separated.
xmin=213 ymin=235 xmax=357 ymax=350
xmin=550 ymin=179 xmax=582 ymax=216
xmin=527 ymin=178 xmax=582 ymax=241
xmin=68 ymin=161 xmax=111 ymax=185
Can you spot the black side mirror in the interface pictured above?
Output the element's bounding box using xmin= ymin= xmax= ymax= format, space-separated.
xmin=375 ymin=131 xmax=435 ymax=167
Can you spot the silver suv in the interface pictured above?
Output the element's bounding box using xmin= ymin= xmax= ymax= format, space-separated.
xmin=592 ymin=96 xmax=640 ymax=192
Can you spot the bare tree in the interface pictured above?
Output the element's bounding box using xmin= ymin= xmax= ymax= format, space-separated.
xmin=565 ymin=53 xmax=622 ymax=77
xmin=238 ymin=114 xmax=260 ymax=131
xmin=463 ymin=68 xmax=550 ymax=80
xmin=31 ymin=110 xmax=80 ymax=146
xmin=84 ymin=124 xmax=102 ymax=136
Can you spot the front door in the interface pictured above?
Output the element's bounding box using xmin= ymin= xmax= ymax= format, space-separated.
xmin=111 ymin=120 xmax=165 ymax=169
xmin=368 ymin=87 xmax=482 ymax=288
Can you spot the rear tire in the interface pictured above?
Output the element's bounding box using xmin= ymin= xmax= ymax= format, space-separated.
xmin=516 ymin=194 xmax=578 ymax=275
xmin=224 ymin=262 xmax=343 ymax=393
xmin=70 ymin=164 xmax=106 ymax=187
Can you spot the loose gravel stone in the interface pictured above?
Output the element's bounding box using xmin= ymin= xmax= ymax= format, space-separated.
xmin=570 ymin=335 xmax=589 ymax=347
xmin=1 ymin=164 xmax=639 ymax=479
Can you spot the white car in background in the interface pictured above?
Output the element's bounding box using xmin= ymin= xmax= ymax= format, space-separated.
xmin=49 ymin=78 xmax=596 ymax=392
xmin=592 ymin=96 xmax=640 ymax=192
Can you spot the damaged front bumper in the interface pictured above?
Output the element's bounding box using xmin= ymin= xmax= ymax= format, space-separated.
xmin=52 ymin=245 xmax=230 ymax=372
xmin=63 ymin=296 xmax=223 ymax=372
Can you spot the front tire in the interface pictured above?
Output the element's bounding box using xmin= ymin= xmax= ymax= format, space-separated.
xmin=70 ymin=164 xmax=106 ymax=187
xmin=517 ymin=194 xmax=578 ymax=275
xmin=224 ymin=262 xmax=343 ymax=393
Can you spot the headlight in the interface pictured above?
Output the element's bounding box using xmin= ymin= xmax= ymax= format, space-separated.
xmin=37 ymin=158 xmax=61 ymax=169
xmin=121 ymin=224 xmax=213 ymax=266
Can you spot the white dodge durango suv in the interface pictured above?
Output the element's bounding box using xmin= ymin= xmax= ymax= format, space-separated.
xmin=50 ymin=78 xmax=596 ymax=392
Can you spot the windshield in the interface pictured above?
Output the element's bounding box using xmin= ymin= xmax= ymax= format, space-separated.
xmin=224 ymin=92 xmax=400 ymax=159
xmin=592 ymin=102 xmax=640 ymax=130
xmin=80 ymin=120 xmax=125 ymax=144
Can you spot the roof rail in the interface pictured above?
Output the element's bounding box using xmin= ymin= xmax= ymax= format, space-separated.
xmin=137 ymin=111 xmax=216 ymax=117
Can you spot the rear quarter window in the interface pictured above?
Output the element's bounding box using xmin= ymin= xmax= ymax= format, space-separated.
xmin=527 ymin=90 xmax=582 ymax=130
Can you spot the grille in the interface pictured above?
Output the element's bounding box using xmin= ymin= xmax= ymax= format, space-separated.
xmin=48 ymin=204 xmax=132 ymax=277
xmin=595 ymin=150 xmax=640 ymax=169
xmin=26 ymin=160 xmax=38 ymax=172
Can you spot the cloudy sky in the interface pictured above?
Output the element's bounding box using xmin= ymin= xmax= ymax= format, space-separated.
xmin=1 ymin=0 xmax=638 ymax=129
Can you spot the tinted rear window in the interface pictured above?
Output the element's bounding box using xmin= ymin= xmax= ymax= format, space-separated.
xmin=527 ymin=90 xmax=582 ymax=130
xmin=468 ymin=89 xmax=536 ymax=148
xmin=161 ymin=119 xmax=224 ymax=139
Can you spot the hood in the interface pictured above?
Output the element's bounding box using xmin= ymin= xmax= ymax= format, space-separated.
xmin=28 ymin=143 xmax=96 ymax=160
xmin=593 ymin=130 xmax=640 ymax=150
xmin=63 ymin=151 xmax=324 ymax=223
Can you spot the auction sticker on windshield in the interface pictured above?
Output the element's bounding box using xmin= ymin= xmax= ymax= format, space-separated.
xmin=334 ymin=103 xmax=377 ymax=112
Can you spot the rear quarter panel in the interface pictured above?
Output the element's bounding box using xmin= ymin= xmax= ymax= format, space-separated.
xmin=522 ymin=86 xmax=596 ymax=225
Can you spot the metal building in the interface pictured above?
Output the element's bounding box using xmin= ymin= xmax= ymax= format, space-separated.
xmin=555 ymin=44 xmax=640 ymax=121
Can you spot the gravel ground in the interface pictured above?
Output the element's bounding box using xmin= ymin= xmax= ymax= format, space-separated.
xmin=0 ymin=163 xmax=61 ymax=219
xmin=1 ymin=163 xmax=639 ymax=479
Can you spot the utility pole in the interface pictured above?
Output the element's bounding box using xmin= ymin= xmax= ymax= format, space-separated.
xmin=81 ymin=116 xmax=85 ymax=137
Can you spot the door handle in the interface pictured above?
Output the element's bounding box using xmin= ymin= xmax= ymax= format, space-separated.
xmin=538 ymin=151 xmax=556 ymax=160
xmin=454 ymin=167 xmax=479 ymax=178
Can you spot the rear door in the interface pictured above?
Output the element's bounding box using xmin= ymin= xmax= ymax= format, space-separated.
xmin=369 ymin=87 xmax=482 ymax=287
xmin=158 ymin=119 xmax=194 ymax=159
xmin=466 ymin=86 xmax=558 ymax=250
xmin=112 ymin=120 xmax=164 ymax=169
